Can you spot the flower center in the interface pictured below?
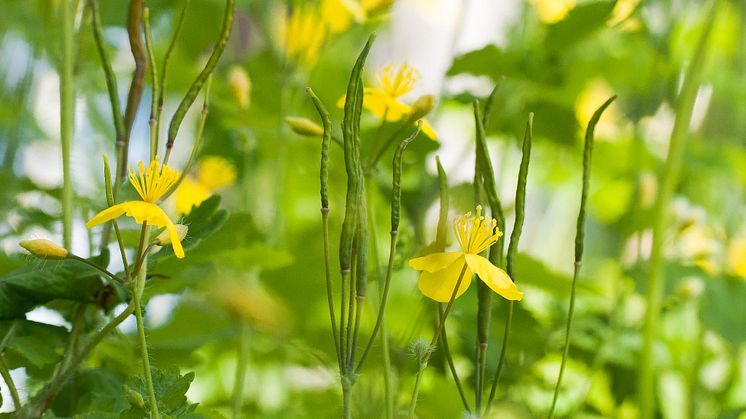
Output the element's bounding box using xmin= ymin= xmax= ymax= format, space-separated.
xmin=454 ymin=205 xmax=502 ymax=254
xmin=378 ymin=64 xmax=419 ymax=99
xmin=128 ymin=159 xmax=179 ymax=203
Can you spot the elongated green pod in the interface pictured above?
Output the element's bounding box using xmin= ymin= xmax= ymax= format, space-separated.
xmin=306 ymin=88 xmax=332 ymax=209
xmin=89 ymin=0 xmax=125 ymax=141
xmin=339 ymin=34 xmax=375 ymax=272
xmin=434 ymin=156 xmax=449 ymax=251
xmin=506 ymin=113 xmax=533 ymax=277
xmin=103 ymin=154 xmax=114 ymax=207
xmin=391 ymin=122 xmax=422 ymax=232
xmin=165 ymin=0 xmax=234 ymax=163
xmin=548 ymin=95 xmax=616 ymax=418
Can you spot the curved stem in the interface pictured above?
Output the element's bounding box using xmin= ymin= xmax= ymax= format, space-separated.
xmin=438 ymin=304 xmax=471 ymax=413
xmin=408 ymin=264 xmax=468 ymax=419
xmin=70 ymin=255 xmax=125 ymax=284
xmin=133 ymin=224 xmax=159 ymax=419
xmin=0 ymin=357 xmax=21 ymax=412
xmin=638 ymin=2 xmax=718 ymax=418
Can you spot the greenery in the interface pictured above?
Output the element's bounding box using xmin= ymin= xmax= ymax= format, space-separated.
xmin=0 ymin=0 xmax=745 ymax=418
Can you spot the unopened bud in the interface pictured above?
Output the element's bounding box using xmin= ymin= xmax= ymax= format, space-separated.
xmin=124 ymin=385 xmax=146 ymax=409
xmin=410 ymin=337 xmax=431 ymax=368
xmin=407 ymin=95 xmax=434 ymax=121
xmin=228 ymin=66 xmax=252 ymax=110
xmin=285 ymin=116 xmax=324 ymax=137
xmin=154 ymin=225 xmax=188 ymax=246
xmin=19 ymin=239 xmax=68 ymax=259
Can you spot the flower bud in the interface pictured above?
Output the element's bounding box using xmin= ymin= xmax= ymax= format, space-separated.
xmin=228 ymin=66 xmax=252 ymax=110
xmin=154 ymin=224 xmax=188 ymax=246
xmin=409 ymin=337 xmax=431 ymax=368
xmin=124 ymin=385 xmax=146 ymax=409
xmin=407 ymin=95 xmax=434 ymax=121
xmin=19 ymin=239 xmax=68 ymax=259
xmin=285 ymin=116 xmax=325 ymax=137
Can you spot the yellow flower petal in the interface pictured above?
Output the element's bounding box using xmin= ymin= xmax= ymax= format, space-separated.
xmin=417 ymin=257 xmax=472 ymax=302
xmin=363 ymin=88 xmax=411 ymax=121
xmin=175 ymin=177 xmax=212 ymax=215
xmin=87 ymin=201 xmax=185 ymax=258
xmin=464 ymin=254 xmax=522 ymax=301
xmin=197 ymin=156 xmax=236 ymax=190
xmin=409 ymin=252 xmax=463 ymax=272
xmin=420 ymin=118 xmax=437 ymax=140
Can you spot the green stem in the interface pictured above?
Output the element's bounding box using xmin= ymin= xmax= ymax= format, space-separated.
xmin=342 ymin=378 xmax=352 ymax=419
xmin=70 ymin=255 xmax=126 ymax=284
xmin=438 ymin=304 xmax=471 ymax=413
xmin=133 ymin=224 xmax=159 ymax=419
xmin=638 ymin=3 xmax=718 ymax=418
xmin=232 ymin=321 xmax=250 ymax=419
xmin=156 ymin=0 xmax=190 ymax=150
xmin=143 ymin=7 xmax=158 ymax=160
xmin=0 ymin=357 xmax=21 ymax=413
xmin=548 ymin=98 xmax=616 ymax=418
xmin=408 ymin=264 xmax=468 ymax=419
xmin=60 ymin=0 xmax=74 ymax=250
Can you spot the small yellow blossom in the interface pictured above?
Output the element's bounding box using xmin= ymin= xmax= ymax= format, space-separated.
xmin=284 ymin=4 xmax=326 ymax=68
xmin=228 ymin=66 xmax=252 ymax=110
xmin=530 ymin=0 xmax=574 ymax=24
xmin=322 ymin=0 xmax=365 ymax=33
xmin=727 ymin=237 xmax=746 ymax=278
xmin=409 ymin=206 xmax=522 ymax=302
xmin=87 ymin=160 xmax=185 ymax=258
xmin=338 ymin=64 xmax=438 ymax=140
xmin=19 ymin=239 xmax=68 ymax=259
xmin=176 ymin=156 xmax=236 ymax=215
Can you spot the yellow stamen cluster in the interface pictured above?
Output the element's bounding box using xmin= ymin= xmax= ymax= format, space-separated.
xmin=454 ymin=205 xmax=502 ymax=255
xmin=128 ymin=160 xmax=179 ymax=203
xmin=378 ymin=64 xmax=419 ymax=99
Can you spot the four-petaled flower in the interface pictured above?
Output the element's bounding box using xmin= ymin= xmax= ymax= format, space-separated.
xmin=86 ymin=159 xmax=185 ymax=258
xmin=338 ymin=63 xmax=438 ymax=140
xmin=409 ymin=206 xmax=523 ymax=302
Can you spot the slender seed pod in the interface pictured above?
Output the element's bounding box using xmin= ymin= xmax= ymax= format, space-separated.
xmin=103 ymin=154 xmax=114 ymax=207
xmin=306 ymin=88 xmax=332 ymax=209
xmin=339 ymin=34 xmax=375 ymax=272
xmin=391 ymin=122 xmax=422 ymax=232
xmin=165 ymin=0 xmax=234 ymax=163
xmin=89 ymin=0 xmax=125 ymax=141
xmin=506 ymin=114 xmax=533 ymax=277
xmin=434 ymin=156 xmax=449 ymax=251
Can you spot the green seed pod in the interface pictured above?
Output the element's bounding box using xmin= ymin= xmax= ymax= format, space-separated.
xmin=305 ymin=88 xmax=332 ymax=210
xmin=506 ymin=113 xmax=533 ymax=279
xmin=391 ymin=122 xmax=421 ymax=232
xmin=339 ymin=34 xmax=375 ymax=272
xmin=103 ymin=154 xmax=114 ymax=206
xmin=434 ymin=156 xmax=449 ymax=251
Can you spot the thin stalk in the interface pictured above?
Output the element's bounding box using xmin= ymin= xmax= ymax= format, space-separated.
xmin=366 ymin=106 xmax=389 ymax=168
xmin=486 ymin=114 xmax=533 ymax=413
xmin=345 ymin=248 xmax=358 ymax=369
xmin=30 ymin=301 xmax=136 ymax=417
xmin=367 ymin=123 xmax=408 ymax=171
xmin=0 ymin=323 xmax=20 ymax=413
xmin=408 ymin=264 xmax=468 ymax=419
xmin=232 ymin=321 xmax=250 ymax=419
xmin=143 ymin=7 xmax=158 ymax=160
xmin=639 ymin=3 xmax=718 ymax=418
xmin=339 ymin=270 xmax=349 ymax=373
xmin=438 ymin=304 xmax=471 ymax=413
xmin=156 ymin=0 xmax=190 ymax=148
xmin=60 ymin=0 xmax=75 ymax=250
xmin=323 ymin=209 xmax=342 ymax=369
xmin=69 ymin=255 xmax=126 ymax=284
xmin=548 ymin=97 xmax=616 ymax=418
xmin=133 ymin=223 xmax=159 ymax=419
xmin=102 ymin=154 xmax=132 ymax=281
xmin=122 ymin=0 xmax=146 ymax=180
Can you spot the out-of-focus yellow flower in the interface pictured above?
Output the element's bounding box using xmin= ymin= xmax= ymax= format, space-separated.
xmin=530 ymin=0 xmax=574 ymax=24
xmin=609 ymin=0 xmax=641 ymax=30
xmin=87 ymin=160 xmax=185 ymax=258
xmin=228 ymin=66 xmax=251 ymax=110
xmin=322 ymin=0 xmax=365 ymax=33
xmin=213 ymin=279 xmax=288 ymax=331
xmin=727 ymin=237 xmax=746 ymax=278
xmin=363 ymin=0 xmax=394 ymax=14
xmin=409 ymin=206 xmax=522 ymax=302
xmin=338 ymin=64 xmax=438 ymax=140
xmin=284 ymin=4 xmax=326 ymax=68
xmin=176 ymin=156 xmax=236 ymax=216
xmin=575 ymin=79 xmax=623 ymax=139
xmin=19 ymin=239 xmax=68 ymax=259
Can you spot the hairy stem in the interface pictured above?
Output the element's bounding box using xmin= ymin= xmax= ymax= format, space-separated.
xmin=60 ymin=0 xmax=75 ymax=250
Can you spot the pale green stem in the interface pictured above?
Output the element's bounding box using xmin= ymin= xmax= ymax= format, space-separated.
xmin=639 ymin=2 xmax=718 ymax=418
xmin=232 ymin=321 xmax=250 ymax=419
xmin=60 ymin=0 xmax=75 ymax=250
xmin=408 ymin=264 xmax=468 ymax=419
xmin=133 ymin=223 xmax=159 ymax=419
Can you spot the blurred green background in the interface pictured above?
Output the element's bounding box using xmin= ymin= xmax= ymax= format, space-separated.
xmin=0 ymin=0 xmax=745 ymax=417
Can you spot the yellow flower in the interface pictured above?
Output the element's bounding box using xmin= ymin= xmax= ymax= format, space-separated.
xmin=529 ymin=0 xmax=575 ymax=24
xmin=409 ymin=206 xmax=523 ymax=302
xmin=338 ymin=64 xmax=438 ymax=140
xmin=322 ymin=0 xmax=365 ymax=33
xmin=86 ymin=160 xmax=185 ymax=259
xmin=284 ymin=4 xmax=326 ymax=68
xmin=175 ymin=156 xmax=236 ymax=215
xmin=727 ymin=237 xmax=746 ymax=278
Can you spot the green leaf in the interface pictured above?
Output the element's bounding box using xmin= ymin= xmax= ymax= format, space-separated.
xmin=447 ymin=44 xmax=508 ymax=79
xmin=0 ymin=320 xmax=68 ymax=376
xmin=122 ymin=366 xmax=199 ymax=418
xmin=701 ymin=277 xmax=746 ymax=345
xmin=0 ymin=253 xmax=109 ymax=319
xmin=545 ymin=1 xmax=617 ymax=51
